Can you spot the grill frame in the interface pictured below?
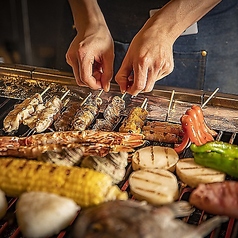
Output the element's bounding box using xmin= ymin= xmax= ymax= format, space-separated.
xmin=0 ymin=62 xmax=238 ymax=238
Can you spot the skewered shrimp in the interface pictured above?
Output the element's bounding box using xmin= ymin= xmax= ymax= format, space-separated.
xmin=0 ymin=130 xmax=145 ymax=151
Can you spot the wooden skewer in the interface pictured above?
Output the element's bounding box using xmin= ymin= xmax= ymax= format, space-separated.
xmin=165 ymin=90 xmax=175 ymax=121
xmin=201 ymin=87 xmax=219 ymax=108
xmin=40 ymin=85 xmax=51 ymax=96
xmin=97 ymin=89 xmax=104 ymax=98
xmin=121 ymin=92 xmax=126 ymax=99
xmin=141 ymin=98 xmax=148 ymax=109
xmin=60 ymin=90 xmax=71 ymax=101
xmin=80 ymin=92 xmax=92 ymax=106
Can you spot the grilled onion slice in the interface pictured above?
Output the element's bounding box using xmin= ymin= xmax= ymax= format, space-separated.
xmin=175 ymin=158 xmax=226 ymax=188
xmin=129 ymin=168 xmax=179 ymax=205
xmin=132 ymin=146 xmax=179 ymax=172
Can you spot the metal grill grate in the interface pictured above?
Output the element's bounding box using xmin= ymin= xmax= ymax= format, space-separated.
xmin=0 ymin=63 xmax=238 ymax=237
xmin=0 ymin=94 xmax=237 ymax=238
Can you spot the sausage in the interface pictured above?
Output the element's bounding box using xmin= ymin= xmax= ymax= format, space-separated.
xmin=181 ymin=114 xmax=203 ymax=146
xmin=191 ymin=105 xmax=218 ymax=137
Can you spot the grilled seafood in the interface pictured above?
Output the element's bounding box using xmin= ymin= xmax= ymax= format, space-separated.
xmin=39 ymin=146 xmax=85 ymax=166
xmin=71 ymin=94 xmax=103 ymax=131
xmin=0 ymin=143 xmax=134 ymax=160
xmin=54 ymin=102 xmax=80 ymax=131
xmin=93 ymin=95 xmax=125 ymax=131
xmin=81 ymin=152 xmax=128 ymax=184
xmin=3 ymin=93 xmax=43 ymax=133
xmin=71 ymin=200 xmax=228 ymax=238
xmin=34 ymin=96 xmax=63 ymax=133
xmin=0 ymin=130 xmax=144 ymax=154
xmin=23 ymin=103 xmax=46 ymax=129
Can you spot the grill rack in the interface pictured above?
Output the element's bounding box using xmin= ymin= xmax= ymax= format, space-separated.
xmin=0 ymin=63 xmax=238 ymax=237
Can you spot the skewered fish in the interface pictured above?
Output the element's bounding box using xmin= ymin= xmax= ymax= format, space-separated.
xmin=53 ymin=102 xmax=80 ymax=131
xmin=71 ymin=94 xmax=103 ymax=131
xmin=71 ymin=199 xmax=228 ymax=238
xmin=93 ymin=95 xmax=125 ymax=131
xmin=81 ymin=152 xmax=128 ymax=184
xmin=54 ymin=93 xmax=92 ymax=131
xmin=3 ymin=93 xmax=44 ymax=133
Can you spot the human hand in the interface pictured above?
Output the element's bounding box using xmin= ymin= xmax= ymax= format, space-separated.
xmin=115 ymin=19 xmax=174 ymax=96
xmin=66 ymin=25 xmax=114 ymax=92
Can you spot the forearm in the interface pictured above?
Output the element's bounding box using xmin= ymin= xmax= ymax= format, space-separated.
xmin=68 ymin=0 xmax=106 ymax=33
xmin=149 ymin=0 xmax=222 ymax=42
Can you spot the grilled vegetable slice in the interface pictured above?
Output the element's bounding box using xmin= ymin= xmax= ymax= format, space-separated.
xmin=132 ymin=146 xmax=179 ymax=172
xmin=175 ymin=158 xmax=225 ymax=188
xmin=129 ymin=169 xmax=179 ymax=205
xmin=0 ymin=189 xmax=7 ymax=219
xmin=16 ymin=191 xmax=79 ymax=238
xmin=0 ymin=158 xmax=128 ymax=207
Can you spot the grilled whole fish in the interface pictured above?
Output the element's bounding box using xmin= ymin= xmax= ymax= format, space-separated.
xmin=71 ymin=200 xmax=228 ymax=238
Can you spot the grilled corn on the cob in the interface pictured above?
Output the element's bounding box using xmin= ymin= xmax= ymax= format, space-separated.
xmin=0 ymin=158 xmax=128 ymax=207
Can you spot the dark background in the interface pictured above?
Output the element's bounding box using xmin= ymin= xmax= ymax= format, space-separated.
xmin=0 ymin=0 xmax=75 ymax=71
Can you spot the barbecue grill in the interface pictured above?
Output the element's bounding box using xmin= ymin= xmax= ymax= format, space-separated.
xmin=0 ymin=62 xmax=238 ymax=238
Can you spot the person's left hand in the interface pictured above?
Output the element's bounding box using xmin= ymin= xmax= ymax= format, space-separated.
xmin=115 ymin=18 xmax=175 ymax=96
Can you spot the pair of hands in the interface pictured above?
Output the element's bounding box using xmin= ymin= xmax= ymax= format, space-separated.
xmin=66 ymin=17 xmax=174 ymax=96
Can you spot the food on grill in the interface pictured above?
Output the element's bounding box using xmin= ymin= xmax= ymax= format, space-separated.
xmin=132 ymin=145 xmax=179 ymax=172
xmin=175 ymin=158 xmax=225 ymax=188
xmin=81 ymin=152 xmax=128 ymax=184
xmin=119 ymin=99 xmax=148 ymax=134
xmin=16 ymin=191 xmax=79 ymax=238
xmin=3 ymin=93 xmax=43 ymax=133
xmin=189 ymin=181 xmax=238 ymax=219
xmin=0 ymin=189 xmax=7 ymax=219
xmin=174 ymin=105 xmax=217 ymax=154
xmin=93 ymin=95 xmax=125 ymax=131
xmin=54 ymin=101 xmax=80 ymax=131
xmin=38 ymin=146 xmax=85 ymax=166
xmin=33 ymin=95 xmax=63 ymax=133
xmin=0 ymin=141 xmax=134 ymax=159
xmin=71 ymin=199 xmax=228 ymax=238
xmin=142 ymin=121 xmax=184 ymax=143
xmin=191 ymin=105 xmax=218 ymax=137
xmin=129 ymin=168 xmax=179 ymax=205
xmin=0 ymin=130 xmax=144 ymax=149
xmin=190 ymin=141 xmax=238 ymax=178
xmin=0 ymin=158 xmax=128 ymax=207
xmin=22 ymin=103 xmax=46 ymax=129
xmin=71 ymin=94 xmax=103 ymax=131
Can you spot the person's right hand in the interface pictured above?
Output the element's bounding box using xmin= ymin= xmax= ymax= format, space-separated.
xmin=66 ymin=24 xmax=114 ymax=92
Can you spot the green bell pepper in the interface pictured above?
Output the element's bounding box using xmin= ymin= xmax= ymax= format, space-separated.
xmin=190 ymin=141 xmax=238 ymax=178
xmin=190 ymin=141 xmax=238 ymax=158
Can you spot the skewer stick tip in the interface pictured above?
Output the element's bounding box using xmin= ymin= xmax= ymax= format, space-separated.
xmin=201 ymin=87 xmax=219 ymax=108
xmin=141 ymin=98 xmax=148 ymax=109
xmin=60 ymin=90 xmax=71 ymax=101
